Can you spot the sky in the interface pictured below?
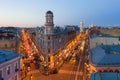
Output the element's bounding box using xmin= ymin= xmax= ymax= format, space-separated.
xmin=0 ymin=0 xmax=120 ymax=27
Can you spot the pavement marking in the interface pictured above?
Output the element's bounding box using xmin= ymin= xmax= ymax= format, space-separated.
xmin=75 ymin=56 xmax=81 ymax=80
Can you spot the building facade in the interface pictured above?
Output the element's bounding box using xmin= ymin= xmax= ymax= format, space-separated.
xmin=0 ymin=50 xmax=21 ymax=80
xmin=89 ymin=34 xmax=120 ymax=49
xmin=0 ymin=27 xmax=19 ymax=52
xmin=89 ymin=45 xmax=120 ymax=73
xmin=80 ymin=21 xmax=83 ymax=32
xmin=35 ymin=11 xmax=79 ymax=55
xmin=89 ymin=32 xmax=120 ymax=80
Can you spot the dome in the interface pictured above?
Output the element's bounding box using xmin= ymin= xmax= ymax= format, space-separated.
xmin=46 ymin=11 xmax=53 ymax=14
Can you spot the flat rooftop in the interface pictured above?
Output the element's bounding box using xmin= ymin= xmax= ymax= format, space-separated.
xmin=89 ymin=33 xmax=118 ymax=39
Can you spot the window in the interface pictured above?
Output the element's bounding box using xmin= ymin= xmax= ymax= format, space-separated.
xmin=113 ymin=43 xmax=114 ymax=45
xmin=5 ymin=44 xmax=7 ymax=48
xmin=48 ymin=48 xmax=50 ymax=53
xmin=59 ymin=39 xmax=61 ymax=43
xmin=7 ymin=66 xmax=10 ymax=75
xmin=96 ymin=43 xmax=98 ymax=46
xmin=11 ymin=43 xmax=14 ymax=47
xmin=0 ymin=70 xmax=2 ymax=78
xmin=48 ymin=57 xmax=50 ymax=62
xmin=14 ymin=63 xmax=18 ymax=72
xmin=48 ymin=36 xmax=50 ymax=40
xmin=48 ymin=42 xmax=50 ymax=46
xmin=15 ymin=75 xmax=17 ymax=80
xmin=101 ymin=43 xmax=103 ymax=45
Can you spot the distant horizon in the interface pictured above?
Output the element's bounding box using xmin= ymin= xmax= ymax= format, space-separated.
xmin=1 ymin=24 xmax=120 ymax=28
xmin=0 ymin=0 xmax=120 ymax=27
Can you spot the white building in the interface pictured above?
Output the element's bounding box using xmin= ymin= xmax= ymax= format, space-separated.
xmin=80 ymin=21 xmax=83 ymax=32
xmin=89 ymin=45 xmax=120 ymax=80
xmin=89 ymin=34 xmax=120 ymax=49
xmin=89 ymin=45 xmax=120 ymax=72
xmin=0 ymin=27 xmax=19 ymax=52
xmin=0 ymin=50 xmax=21 ymax=80
xmin=35 ymin=11 xmax=79 ymax=54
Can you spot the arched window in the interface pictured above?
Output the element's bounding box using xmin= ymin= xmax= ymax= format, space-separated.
xmin=11 ymin=43 xmax=14 ymax=47
xmin=98 ymin=70 xmax=102 ymax=72
xmin=109 ymin=70 xmax=113 ymax=72
xmin=5 ymin=44 xmax=7 ymax=48
xmin=115 ymin=70 xmax=119 ymax=73
xmin=103 ymin=70 xmax=108 ymax=72
xmin=48 ymin=48 xmax=50 ymax=53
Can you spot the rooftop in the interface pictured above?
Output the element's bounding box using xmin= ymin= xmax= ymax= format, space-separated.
xmin=89 ymin=33 xmax=119 ymax=39
xmin=0 ymin=27 xmax=18 ymax=40
xmin=0 ymin=50 xmax=21 ymax=64
xmin=90 ymin=72 xmax=120 ymax=80
xmin=36 ymin=25 xmax=79 ymax=34
xmin=90 ymin=45 xmax=120 ymax=67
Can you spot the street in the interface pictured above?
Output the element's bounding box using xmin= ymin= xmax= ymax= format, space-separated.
xmin=19 ymin=29 xmax=89 ymax=80
xmin=22 ymin=32 xmax=89 ymax=80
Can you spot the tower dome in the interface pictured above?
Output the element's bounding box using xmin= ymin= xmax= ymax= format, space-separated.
xmin=46 ymin=11 xmax=53 ymax=14
xmin=45 ymin=11 xmax=54 ymax=34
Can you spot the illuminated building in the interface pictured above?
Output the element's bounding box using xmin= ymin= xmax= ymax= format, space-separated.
xmin=89 ymin=34 xmax=120 ymax=49
xmin=89 ymin=33 xmax=120 ymax=80
xmin=89 ymin=45 xmax=120 ymax=73
xmin=0 ymin=27 xmax=19 ymax=52
xmin=0 ymin=50 xmax=21 ymax=80
xmin=80 ymin=21 xmax=83 ymax=32
xmin=35 ymin=11 xmax=79 ymax=54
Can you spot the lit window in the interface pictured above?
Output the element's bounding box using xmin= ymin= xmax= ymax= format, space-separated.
xmin=7 ymin=66 xmax=10 ymax=75
xmin=14 ymin=63 xmax=18 ymax=72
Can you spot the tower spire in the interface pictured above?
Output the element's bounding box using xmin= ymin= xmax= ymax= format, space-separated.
xmin=80 ymin=21 xmax=83 ymax=32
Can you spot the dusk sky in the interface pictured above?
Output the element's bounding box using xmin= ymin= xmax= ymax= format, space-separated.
xmin=0 ymin=0 xmax=120 ymax=27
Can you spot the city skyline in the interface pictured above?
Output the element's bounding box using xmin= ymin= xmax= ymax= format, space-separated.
xmin=0 ymin=0 xmax=120 ymax=27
